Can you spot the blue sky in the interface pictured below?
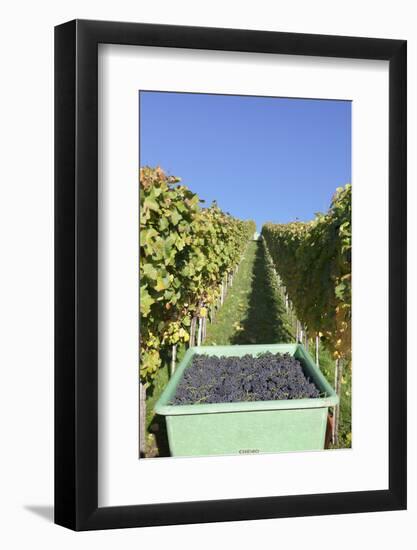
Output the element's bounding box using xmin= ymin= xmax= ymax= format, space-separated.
xmin=139 ymin=92 xmax=351 ymax=231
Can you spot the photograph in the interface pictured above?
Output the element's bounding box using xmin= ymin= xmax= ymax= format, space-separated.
xmin=0 ymin=1 xmax=408 ymax=539
xmin=139 ymin=91 xmax=352 ymax=459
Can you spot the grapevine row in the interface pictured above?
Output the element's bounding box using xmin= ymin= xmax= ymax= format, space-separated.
xmin=140 ymin=166 xmax=255 ymax=385
xmin=261 ymin=184 xmax=351 ymax=360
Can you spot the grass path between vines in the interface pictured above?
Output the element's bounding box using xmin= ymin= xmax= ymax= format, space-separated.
xmin=204 ymin=241 xmax=293 ymax=345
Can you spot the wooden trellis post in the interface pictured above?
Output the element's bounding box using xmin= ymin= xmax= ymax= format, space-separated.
xmin=197 ymin=317 xmax=202 ymax=346
xmin=189 ymin=316 xmax=197 ymax=347
xmin=332 ymin=358 xmax=344 ymax=446
xmin=295 ymin=320 xmax=300 ymax=342
xmin=202 ymin=316 xmax=207 ymax=342
xmin=139 ymin=382 xmax=147 ymax=456
xmin=171 ymin=344 xmax=177 ymax=375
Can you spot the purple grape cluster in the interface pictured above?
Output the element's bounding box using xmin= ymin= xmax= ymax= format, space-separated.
xmin=170 ymin=352 xmax=320 ymax=405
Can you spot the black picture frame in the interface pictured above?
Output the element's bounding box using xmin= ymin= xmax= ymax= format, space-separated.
xmin=55 ymin=19 xmax=407 ymax=531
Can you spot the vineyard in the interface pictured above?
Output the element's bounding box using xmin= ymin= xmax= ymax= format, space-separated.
xmin=262 ymin=184 xmax=351 ymax=361
xmin=140 ymin=167 xmax=352 ymax=456
xmin=139 ymin=167 xmax=255 ymax=452
xmin=262 ymin=184 xmax=352 ymax=444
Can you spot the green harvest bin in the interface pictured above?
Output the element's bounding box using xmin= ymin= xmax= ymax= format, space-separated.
xmin=154 ymin=343 xmax=338 ymax=457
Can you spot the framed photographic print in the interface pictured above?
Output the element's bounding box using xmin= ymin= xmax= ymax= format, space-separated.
xmin=55 ymin=19 xmax=407 ymax=530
